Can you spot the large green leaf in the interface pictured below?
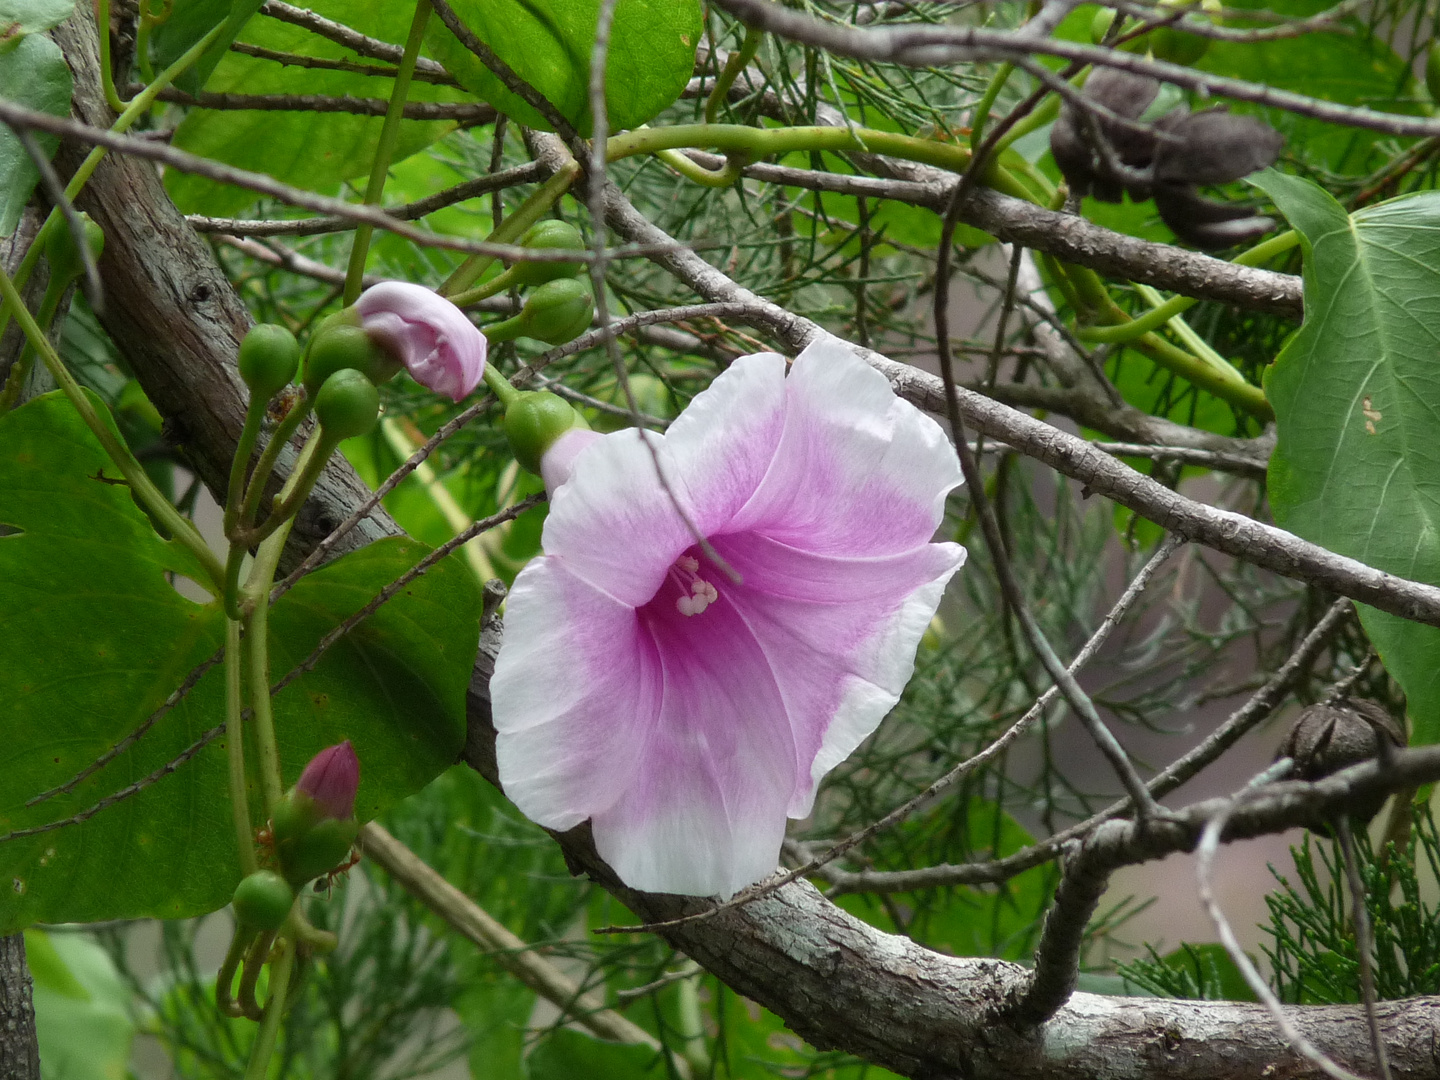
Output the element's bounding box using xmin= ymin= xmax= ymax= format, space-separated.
xmin=0 ymin=0 xmax=74 ymax=46
xmin=424 ymin=0 xmax=701 ymax=136
xmin=166 ymin=0 xmax=471 ymax=216
xmin=1257 ymin=171 xmax=1440 ymax=744
xmin=27 ymin=929 xmax=136 ymax=1080
xmin=148 ymin=0 xmax=266 ymax=98
xmin=0 ymin=33 xmax=72 ymax=235
xmin=0 ymin=392 xmax=481 ymax=931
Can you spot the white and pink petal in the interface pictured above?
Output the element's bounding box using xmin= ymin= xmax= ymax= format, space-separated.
xmin=491 ymin=558 xmax=662 ymax=830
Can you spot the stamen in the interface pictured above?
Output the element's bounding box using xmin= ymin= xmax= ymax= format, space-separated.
xmin=669 ymin=554 xmax=719 ymax=616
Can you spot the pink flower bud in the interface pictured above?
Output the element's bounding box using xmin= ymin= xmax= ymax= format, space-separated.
xmin=295 ymin=741 xmax=360 ymax=821
xmin=355 ymin=282 xmax=487 ymax=402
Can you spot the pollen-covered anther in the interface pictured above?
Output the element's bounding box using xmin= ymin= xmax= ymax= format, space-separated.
xmin=669 ymin=555 xmax=719 ymax=616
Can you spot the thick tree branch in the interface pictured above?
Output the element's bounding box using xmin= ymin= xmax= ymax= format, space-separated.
xmin=0 ymin=935 xmax=39 ymax=1080
xmin=683 ymin=149 xmax=1304 ymax=319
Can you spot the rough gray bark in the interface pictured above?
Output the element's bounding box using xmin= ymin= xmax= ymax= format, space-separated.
xmin=1 ymin=206 xmax=58 ymax=397
xmin=39 ymin=6 xmax=1440 ymax=1078
xmin=50 ymin=7 xmax=395 ymax=566
xmin=0 ymin=934 xmax=40 ymax=1080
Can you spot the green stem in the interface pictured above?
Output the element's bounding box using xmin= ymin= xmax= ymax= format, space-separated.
xmin=654 ymin=147 xmax=747 ymax=188
xmin=441 ymin=161 xmax=582 ymax=298
xmin=225 ymin=398 xmax=268 ymax=535
xmin=605 ymin=123 xmax=1035 ymax=202
xmin=995 ymin=92 xmax=1061 ymax=151
xmin=0 ymin=266 xmax=69 ymax=415
xmin=704 ymin=23 xmax=763 ymax=124
xmin=970 ymin=63 xmax=1015 ymax=150
xmin=342 ymin=0 xmax=431 ymax=305
xmin=243 ymin=938 xmax=294 ymax=1080
xmin=1079 ymin=294 xmax=1196 ymax=344
xmin=1135 ymin=282 xmax=1241 ymax=379
xmin=96 ymin=0 xmax=128 ymax=113
xmin=1077 ymin=229 xmax=1301 ymax=346
xmin=0 ymin=15 xmax=232 ymax=345
xmin=0 ymin=261 xmax=225 ymax=589
xmin=1232 ymin=228 xmax=1298 ymax=267
xmin=236 ymin=398 xmax=312 ymax=531
xmin=242 ymin=601 xmax=283 ymax=814
xmin=240 ymin=429 xmax=320 ymax=814
xmin=482 ymin=363 xmax=520 ymax=408
xmin=243 ymin=430 xmax=339 ymax=547
xmin=225 ymin=617 xmax=258 ymax=876
xmin=447 ymin=264 xmax=522 ymax=307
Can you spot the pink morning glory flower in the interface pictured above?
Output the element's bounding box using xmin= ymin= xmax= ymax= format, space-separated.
xmin=491 ymin=337 xmax=965 ymax=898
xmin=355 ymin=281 xmax=487 ymax=401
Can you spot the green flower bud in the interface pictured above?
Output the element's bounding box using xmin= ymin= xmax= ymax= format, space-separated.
xmin=231 ymin=870 xmax=295 ymax=931
xmin=314 ymin=368 xmax=380 ymax=441
xmin=275 ymin=817 xmax=359 ymax=888
xmin=238 ymin=324 xmax=301 ymax=402
xmin=44 ymin=213 xmax=105 ymax=286
xmin=504 ymin=390 xmax=591 ymax=475
xmin=516 ymin=279 xmax=594 ymax=345
xmin=303 ymin=312 xmax=402 ymax=396
xmin=511 ymin=220 xmax=585 ymax=286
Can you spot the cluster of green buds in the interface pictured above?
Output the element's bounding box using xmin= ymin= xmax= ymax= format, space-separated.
xmin=481 ymin=221 xmax=596 ymax=347
xmin=219 ymin=743 xmax=360 ymax=1021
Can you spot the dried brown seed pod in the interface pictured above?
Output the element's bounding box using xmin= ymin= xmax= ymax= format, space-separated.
xmin=1276 ymin=698 xmax=1407 ymax=830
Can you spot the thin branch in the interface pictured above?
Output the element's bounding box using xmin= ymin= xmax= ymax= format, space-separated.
xmin=822 ymin=596 xmax=1352 ymax=893
xmin=229 ymin=40 xmax=462 ymax=86
xmin=189 ymin=160 xmax=545 ymax=237
xmin=935 ymin=136 xmax=1162 ymax=818
xmin=359 ymin=822 xmax=687 ymax=1071
xmin=1195 ymin=762 xmax=1368 ymax=1080
xmin=710 ymin=0 xmax=1440 ymax=139
xmin=269 ymin=496 xmax=545 ymax=695
xmin=138 ymin=86 xmax=495 ymax=122
xmin=427 ymin=0 xmax=581 ymax=146
xmin=23 ymin=648 xmax=224 ymax=808
xmin=0 ymin=98 xmax=663 ymax=264
xmin=271 ymin=396 xmax=500 ymax=597
xmin=0 ymin=724 xmax=224 ymax=844
xmin=260 ymin=0 xmax=454 ymax=81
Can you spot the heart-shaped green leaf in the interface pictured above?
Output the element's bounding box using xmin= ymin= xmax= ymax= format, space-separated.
xmin=424 ymin=0 xmax=701 ymax=136
xmin=165 ymin=0 xmax=472 ymax=216
xmin=0 ymin=33 xmax=71 ymax=235
xmin=1257 ymin=170 xmax=1440 ymax=744
xmin=0 ymin=0 xmax=74 ymax=47
xmin=0 ymin=392 xmax=481 ymax=931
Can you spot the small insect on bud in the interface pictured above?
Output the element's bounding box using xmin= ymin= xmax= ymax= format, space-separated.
xmin=1277 ymin=699 xmax=1407 ymax=832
